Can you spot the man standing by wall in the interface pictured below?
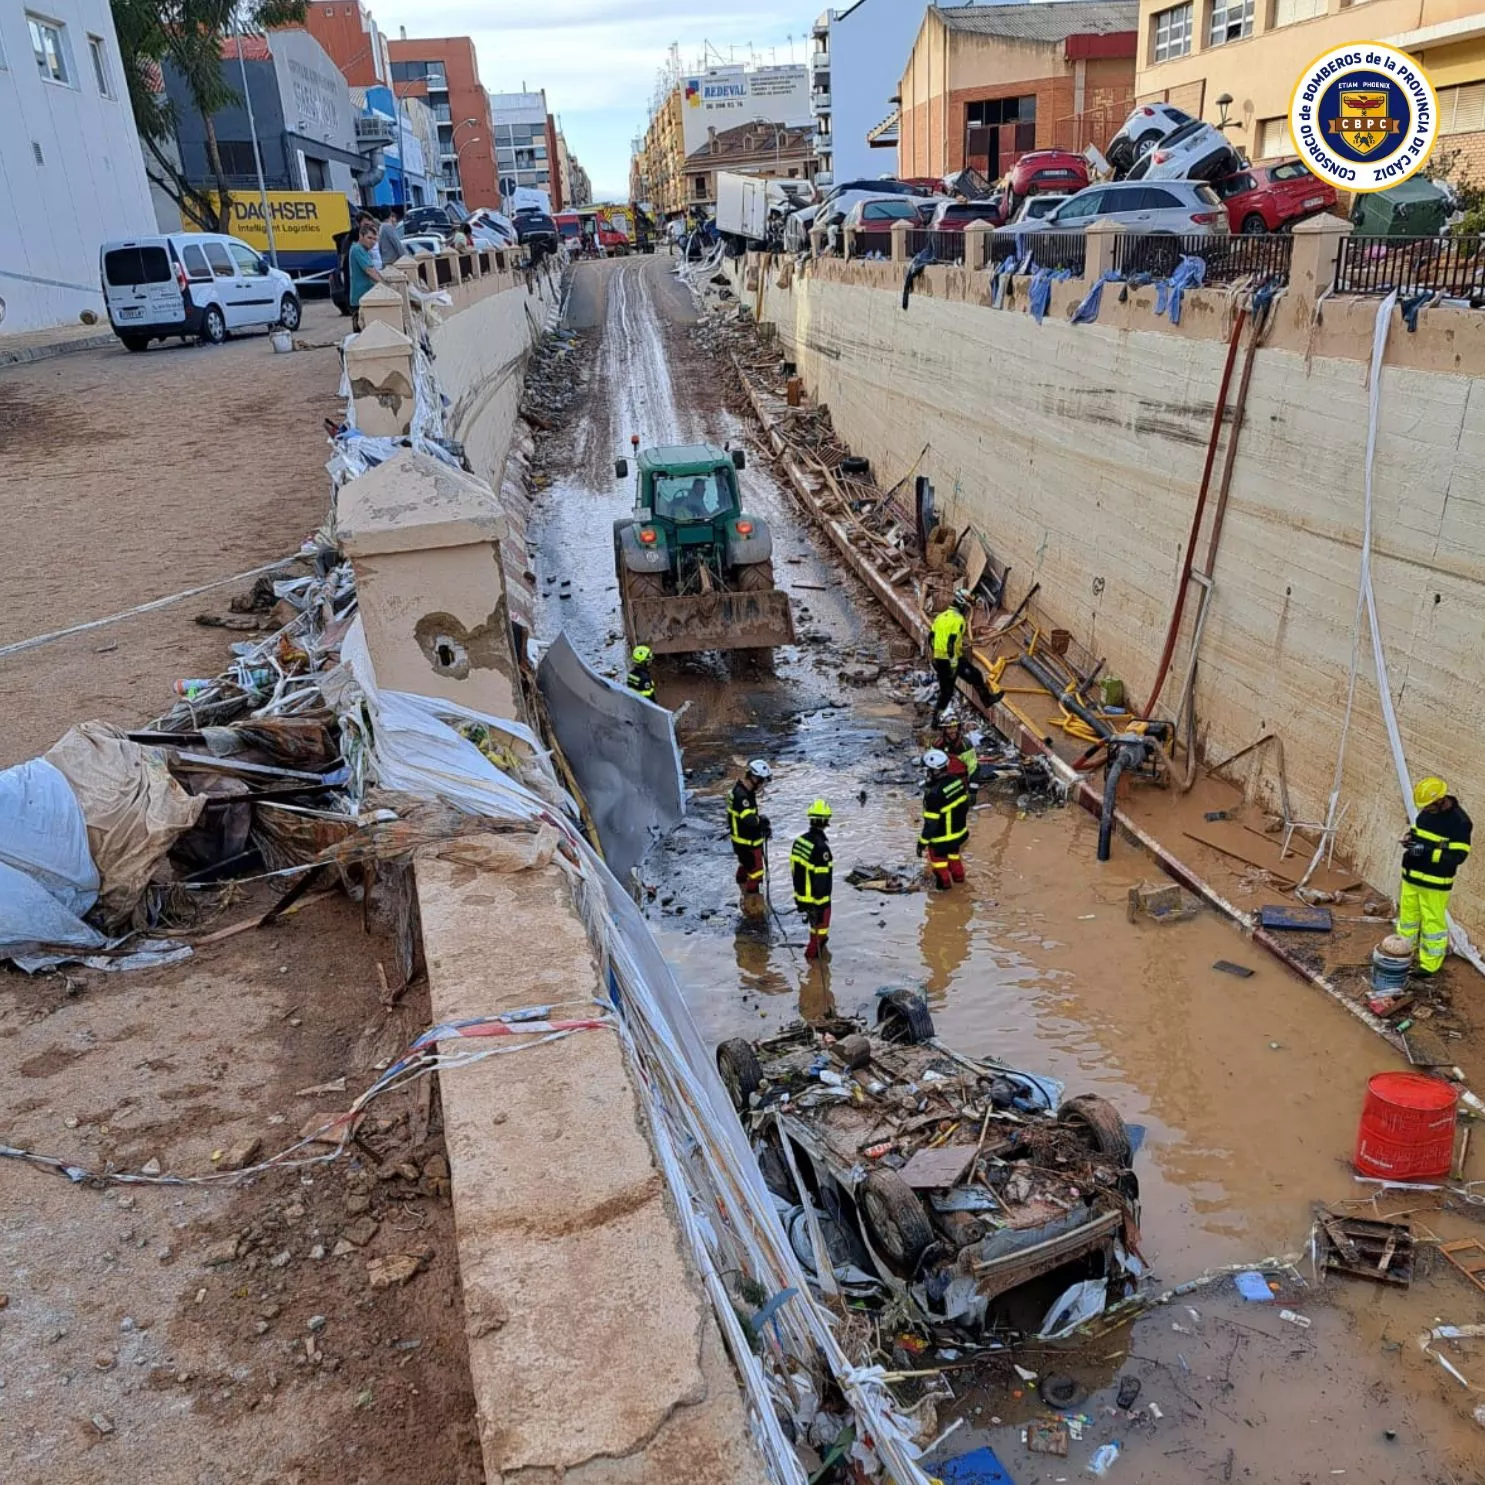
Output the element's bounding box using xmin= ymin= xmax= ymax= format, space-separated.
xmin=377 ymin=205 xmax=405 ymax=269
xmin=1398 ymin=777 xmax=1472 ymax=977
xmin=348 ymin=218 xmax=383 ymax=330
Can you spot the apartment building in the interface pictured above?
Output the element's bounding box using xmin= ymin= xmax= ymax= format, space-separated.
xmin=1134 ymin=0 xmax=1485 ymax=171
xmin=388 ymin=35 xmax=496 ymax=206
xmin=683 ymin=120 xmax=817 ymax=210
xmin=296 ymin=0 xmax=389 ymax=87
xmin=489 ymin=90 xmax=560 ymax=210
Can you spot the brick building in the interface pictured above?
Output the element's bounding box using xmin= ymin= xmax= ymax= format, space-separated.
xmin=294 ymin=0 xmax=389 ymax=87
xmin=388 ymin=36 xmax=496 ymax=206
xmin=898 ymin=2 xmax=1138 ymax=181
xmin=682 ymin=121 xmax=816 ymax=212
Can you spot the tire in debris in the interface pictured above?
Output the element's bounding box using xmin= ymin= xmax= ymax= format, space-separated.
xmin=876 ymin=987 xmax=935 ymax=1045
xmin=836 ymin=1033 xmax=873 ymax=1070
xmin=860 ymin=1170 xmax=935 ymax=1273
xmin=1058 ymin=1093 xmax=1133 ymax=1168
xmin=716 ymin=1038 xmax=764 ymax=1113
xmin=734 ymin=559 xmax=777 ymax=592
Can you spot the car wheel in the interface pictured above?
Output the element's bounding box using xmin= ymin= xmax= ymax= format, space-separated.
xmin=1134 ymin=131 xmax=1162 ymax=160
xmin=1058 ymin=1093 xmax=1134 ymax=1168
xmin=876 ymin=987 xmax=935 ymax=1044
xmin=860 ymin=1169 xmax=935 ymax=1273
xmin=716 ymin=1038 xmax=764 ymax=1113
xmin=1241 ymin=213 xmax=1268 ymax=235
xmin=199 ymin=305 xmax=226 ymax=345
xmin=121 ymin=335 xmax=149 ymax=353
xmin=278 ymin=295 xmax=302 ymax=330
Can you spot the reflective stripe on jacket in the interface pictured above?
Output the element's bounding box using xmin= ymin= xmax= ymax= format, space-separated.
xmin=728 ymin=781 xmax=767 ymax=848
xmin=932 ymin=609 xmax=967 ymax=664
xmin=1402 ymin=801 xmax=1473 ymax=889
xmin=790 ymin=829 xmax=833 ymax=906
xmin=626 ymin=667 xmax=655 ymax=699
xmin=920 ymin=774 xmax=969 ymax=847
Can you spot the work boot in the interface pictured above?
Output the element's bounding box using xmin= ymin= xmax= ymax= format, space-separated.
xmin=740 ymin=893 xmax=767 ymax=922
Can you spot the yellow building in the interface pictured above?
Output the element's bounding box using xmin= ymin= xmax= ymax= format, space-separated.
xmin=1133 ymin=0 xmax=1485 ymax=174
xmin=633 ymin=86 xmax=687 ymax=218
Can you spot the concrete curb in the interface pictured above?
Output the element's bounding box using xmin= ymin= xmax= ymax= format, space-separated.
xmin=0 ymin=331 xmax=116 ymax=368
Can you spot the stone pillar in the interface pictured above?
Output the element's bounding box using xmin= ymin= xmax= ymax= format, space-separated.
xmin=380 ymin=266 xmax=415 ymax=335
xmin=357 ymin=282 xmax=408 ymax=337
xmin=336 ymin=448 xmax=532 ymax=722
xmin=962 ymin=222 xmax=993 ymax=271
xmin=1290 ymin=212 xmax=1352 ymax=308
xmin=809 ymin=226 xmax=827 ymax=258
xmin=344 ymin=320 xmax=415 ymax=438
xmin=1085 ymin=218 xmax=1122 ymax=281
xmin=890 ymin=219 xmax=911 ymax=264
xmin=843 ymin=227 xmax=857 ymax=261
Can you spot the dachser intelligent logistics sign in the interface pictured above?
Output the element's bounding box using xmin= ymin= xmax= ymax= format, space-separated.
xmin=187 ymin=192 xmax=351 ymax=255
xmin=1290 ymin=43 xmax=1438 ymax=192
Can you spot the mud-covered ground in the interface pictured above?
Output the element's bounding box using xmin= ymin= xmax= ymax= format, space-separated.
xmin=529 ymin=256 xmax=1485 ymax=1483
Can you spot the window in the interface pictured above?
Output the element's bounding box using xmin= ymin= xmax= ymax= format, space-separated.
xmin=228 ymin=242 xmax=267 ymax=276
xmin=424 ymin=62 xmax=446 ymax=88
xmin=1151 ymin=4 xmax=1193 ymax=62
xmin=1438 ymin=82 xmax=1485 ymax=136
xmin=203 ymin=242 xmax=235 ymax=278
xmin=28 ymin=14 xmax=71 ymax=85
xmin=304 ymin=156 xmax=328 ymax=189
xmin=180 ymin=244 xmax=213 ymax=281
xmin=965 ymin=95 xmax=1036 ymax=127
xmin=102 ymin=246 xmax=171 ymax=286
xmin=1213 ymin=171 xmax=1256 ymax=198
xmin=1272 ymin=0 xmax=1324 ymax=25
xmin=216 ymin=140 xmax=261 ymax=174
xmin=1141 ymin=187 xmax=1186 ymax=207
xmin=88 ymin=34 xmax=113 ymax=96
xmin=693 ymin=175 xmax=708 ymax=198
xmin=1256 ymin=116 xmax=1292 ymax=158
xmin=1269 ymin=160 xmax=1308 ymax=181
xmin=390 ymin=61 xmax=426 ymax=82
xmin=1057 ymin=188 xmax=1104 ymax=220
xmin=1209 ymin=0 xmax=1253 ymax=45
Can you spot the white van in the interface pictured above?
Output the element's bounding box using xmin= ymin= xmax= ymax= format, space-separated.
xmin=99 ymin=233 xmax=301 ymax=352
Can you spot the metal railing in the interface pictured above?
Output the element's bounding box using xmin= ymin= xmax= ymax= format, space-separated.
xmin=906 ymin=229 xmax=967 ymax=265
xmin=1334 ymin=234 xmax=1485 ymax=299
xmin=989 ymin=230 xmax=1087 ymax=277
xmin=1113 ymin=232 xmax=1292 ymax=284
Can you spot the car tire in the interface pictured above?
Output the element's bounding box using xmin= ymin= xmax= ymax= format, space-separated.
xmin=876 ymin=988 xmax=935 ymax=1045
xmin=199 ymin=305 xmax=226 ymax=345
xmin=121 ymin=335 xmax=149 ymax=353
xmin=860 ymin=1170 xmax=935 ymax=1273
xmin=1134 ymin=131 xmax=1162 ymax=160
xmin=1058 ymin=1093 xmax=1134 ymax=1168
xmin=716 ymin=1038 xmax=764 ymax=1113
xmin=1241 ymin=213 xmax=1269 ymax=235
xmin=278 ymin=295 xmax=302 ymax=330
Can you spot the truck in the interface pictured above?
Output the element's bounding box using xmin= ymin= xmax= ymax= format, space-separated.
xmin=612 ymin=440 xmax=795 ymax=656
xmin=715 ymin=172 xmax=819 ymax=251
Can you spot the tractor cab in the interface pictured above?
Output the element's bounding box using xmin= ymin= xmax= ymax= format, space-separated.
xmin=615 ymin=442 xmax=747 ymax=533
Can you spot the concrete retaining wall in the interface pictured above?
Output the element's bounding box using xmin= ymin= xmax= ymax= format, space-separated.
xmin=743 ymin=249 xmax=1485 ymax=939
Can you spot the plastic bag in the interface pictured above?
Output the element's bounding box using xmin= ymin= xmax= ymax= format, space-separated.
xmin=0 ymin=756 xmax=99 ymax=916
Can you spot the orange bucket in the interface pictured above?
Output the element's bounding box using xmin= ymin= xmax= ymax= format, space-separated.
xmin=1354 ymin=1072 xmax=1457 ymax=1181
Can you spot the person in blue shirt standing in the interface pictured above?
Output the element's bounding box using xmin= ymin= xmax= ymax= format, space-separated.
xmin=348 ymin=217 xmax=383 ymax=332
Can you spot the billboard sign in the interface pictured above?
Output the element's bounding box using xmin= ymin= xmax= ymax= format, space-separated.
xmin=681 ymin=65 xmax=811 ymax=154
xmin=189 ymin=192 xmax=351 ymax=272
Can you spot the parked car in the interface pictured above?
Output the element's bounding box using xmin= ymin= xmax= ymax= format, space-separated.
xmin=784 ymin=178 xmax=942 ymax=252
xmin=398 ymin=233 xmax=445 ymax=257
xmin=468 ymin=207 xmax=521 ymax=247
xmin=929 ymin=198 xmax=1008 ymax=231
xmin=841 ymin=196 xmax=931 ymax=254
xmin=100 ymin=232 xmax=300 ymax=351
xmin=715 ymin=994 xmax=1141 ymax=1334
xmin=1211 ymin=159 xmax=1336 ymax=234
xmin=1012 ymin=193 xmax=1072 ymax=224
xmin=514 ymin=210 xmax=560 ymax=259
xmin=1024 ymin=179 xmax=1229 ymax=235
xmin=402 ymin=204 xmax=460 ymax=237
xmin=1126 ymin=120 xmax=1242 ymax=183
xmin=1105 ymin=101 xmax=1196 ymax=174
xmin=1006 ymin=149 xmax=1089 ymax=205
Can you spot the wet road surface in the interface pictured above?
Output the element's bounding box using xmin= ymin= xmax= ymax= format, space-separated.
xmin=531 ymin=257 xmax=1485 ymax=1483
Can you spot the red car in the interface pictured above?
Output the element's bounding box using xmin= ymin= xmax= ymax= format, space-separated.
xmin=1212 ymin=159 xmax=1337 ymax=234
xmin=1006 ymin=149 xmax=1088 ymax=203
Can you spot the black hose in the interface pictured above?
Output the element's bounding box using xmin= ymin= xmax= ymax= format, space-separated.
xmin=1097 ymin=747 xmax=1132 ymax=863
xmin=1017 ymin=653 xmax=1115 ymax=741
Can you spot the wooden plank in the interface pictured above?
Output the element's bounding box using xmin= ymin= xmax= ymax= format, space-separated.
xmin=898 ymin=1144 xmax=980 ymax=1189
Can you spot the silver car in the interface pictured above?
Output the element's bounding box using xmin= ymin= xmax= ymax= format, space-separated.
xmin=1026 ymin=179 xmax=1229 ymax=236
xmin=1011 ymin=193 xmax=1071 ymax=224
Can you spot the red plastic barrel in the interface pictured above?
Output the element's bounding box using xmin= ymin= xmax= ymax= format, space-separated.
xmin=1354 ymin=1073 xmax=1458 ymax=1180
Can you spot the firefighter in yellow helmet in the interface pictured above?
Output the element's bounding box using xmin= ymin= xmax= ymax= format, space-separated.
xmin=930 ymin=588 xmax=1004 ymax=721
xmin=626 ymin=645 xmax=656 ymax=700
xmin=1398 ymin=776 xmax=1472 ymax=976
xmin=790 ymin=800 xmax=834 ymax=962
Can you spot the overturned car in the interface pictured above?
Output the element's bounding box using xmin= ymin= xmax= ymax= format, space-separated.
xmin=717 ymin=992 xmax=1143 ymax=1336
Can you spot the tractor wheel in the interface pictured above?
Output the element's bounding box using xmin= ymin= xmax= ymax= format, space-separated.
xmin=860 ymin=1170 xmax=935 ymax=1273
xmin=734 ymin=559 xmax=777 ymax=592
xmin=1058 ymin=1094 xmax=1134 ymax=1168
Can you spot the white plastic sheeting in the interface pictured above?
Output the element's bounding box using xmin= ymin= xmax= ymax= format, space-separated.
xmin=337 ymin=622 xmax=932 ymax=1484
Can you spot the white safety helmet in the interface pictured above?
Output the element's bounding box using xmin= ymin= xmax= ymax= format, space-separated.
xmin=746 ymin=758 xmax=773 ymax=782
xmin=939 ymin=703 xmax=962 ymax=726
xmin=922 ymin=748 xmax=950 ymax=771
xmin=966 ymin=731 xmax=984 ymax=749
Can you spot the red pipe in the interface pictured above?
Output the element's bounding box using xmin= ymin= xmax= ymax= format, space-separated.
xmin=1139 ymin=307 xmax=1247 ymax=721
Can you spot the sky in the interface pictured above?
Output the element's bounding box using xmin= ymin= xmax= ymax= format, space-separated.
xmin=374 ymin=1 xmax=812 ymax=201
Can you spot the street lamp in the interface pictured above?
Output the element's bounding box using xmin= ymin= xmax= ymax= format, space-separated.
xmin=754 ymin=116 xmax=783 ymax=174
xmin=450 ymin=118 xmax=480 ymax=201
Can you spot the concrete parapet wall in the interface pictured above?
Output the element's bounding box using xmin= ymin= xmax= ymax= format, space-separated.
xmin=744 ymin=250 xmax=1485 ymax=940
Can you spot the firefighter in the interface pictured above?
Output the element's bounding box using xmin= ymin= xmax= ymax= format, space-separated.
xmin=930 ymin=589 xmax=1003 ymax=720
xmin=728 ymin=758 xmax=772 ymax=919
xmin=917 ymin=749 xmax=970 ymax=891
xmin=1398 ymin=777 xmax=1472 ymax=976
xmin=936 ymin=706 xmax=982 ymax=805
xmin=790 ymin=799 xmax=834 ymax=962
xmin=626 ymin=644 xmax=656 ymax=700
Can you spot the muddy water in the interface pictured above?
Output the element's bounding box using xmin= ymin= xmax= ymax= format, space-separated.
xmin=532 ymin=259 xmax=1485 ymax=1483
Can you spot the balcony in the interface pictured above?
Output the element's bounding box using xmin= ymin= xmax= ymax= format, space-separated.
xmin=812 ymin=49 xmax=829 ymax=70
xmin=812 ymin=91 xmax=831 ymax=111
xmin=814 ymin=169 xmax=833 ymax=188
xmin=355 ymin=114 xmax=396 ymax=148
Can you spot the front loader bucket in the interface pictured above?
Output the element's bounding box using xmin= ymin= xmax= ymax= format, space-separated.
xmin=629 ymin=589 xmax=796 ymax=655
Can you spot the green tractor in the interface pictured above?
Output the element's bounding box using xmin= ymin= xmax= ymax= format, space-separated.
xmin=612 ymin=440 xmax=795 ymax=656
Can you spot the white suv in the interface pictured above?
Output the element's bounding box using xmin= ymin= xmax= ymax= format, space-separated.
xmin=100 ymin=233 xmax=301 ymax=352
xmin=1105 ymin=103 xmax=1196 ymax=174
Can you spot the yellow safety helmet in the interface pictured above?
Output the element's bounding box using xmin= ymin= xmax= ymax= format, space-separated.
xmin=1413 ymin=776 xmax=1448 ymax=808
xmin=631 ymin=645 xmax=653 ymax=665
xmin=807 ymin=799 xmax=832 ymax=821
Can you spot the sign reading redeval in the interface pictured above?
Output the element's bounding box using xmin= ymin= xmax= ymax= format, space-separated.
xmin=185 ymin=192 xmax=351 ymax=259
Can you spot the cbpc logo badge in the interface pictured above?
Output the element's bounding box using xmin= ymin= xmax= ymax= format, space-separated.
xmin=1290 ymin=43 xmax=1438 ymax=192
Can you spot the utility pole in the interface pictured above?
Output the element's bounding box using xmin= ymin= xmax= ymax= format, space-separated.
xmin=233 ymin=17 xmax=278 ymax=268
